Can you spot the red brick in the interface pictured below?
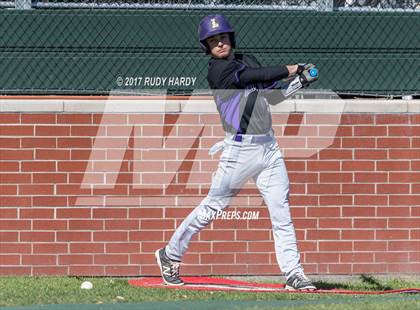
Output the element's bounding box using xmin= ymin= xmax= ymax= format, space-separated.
xmin=354 ymin=241 xmax=387 ymax=251
xmin=342 ymin=207 xmax=375 ymax=217
xmin=130 ymin=253 xmax=156 ymax=265
xmin=377 ymin=207 xmax=410 ymax=217
xmin=342 ymin=138 xmax=375 ymax=148
xmin=201 ymin=253 xmax=235 ymax=264
xmin=0 ymin=150 xmax=33 ymax=160
xmin=0 ymin=114 xmax=20 ymax=123
xmin=375 ymin=252 xmax=409 ymax=263
xmin=389 ymin=195 xmax=420 ymax=205
xmin=410 ymin=230 xmax=420 ymax=239
xmin=306 ymin=137 xmax=341 ymax=149
xmin=377 ymin=161 xmax=410 ymax=171
xmin=57 ymin=138 xmax=92 ymax=148
xmin=105 ymin=266 xmax=140 ymax=276
xmin=306 ymin=253 xmax=339 ymax=263
xmin=21 ymin=161 xmax=56 ymax=172
xmin=59 ymin=255 xmax=93 ymax=265
xmin=294 ymin=219 xmax=318 ymax=229
xmin=93 ymin=232 xmax=128 ymax=242
xmin=0 ymin=243 xmax=31 ymax=253
xmin=70 ymin=126 xmax=100 ymax=136
xmin=354 ymin=126 xmax=387 ymax=136
xmin=0 ymin=185 xmax=17 ymax=195
xmin=21 ymin=138 xmax=56 ymax=148
xmin=389 ymin=172 xmax=420 ymax=183
xmin=376 ymin=230 xmax=409 ymax=240
xmin=92 ymin=208 xmax=127 ymax=219
xmin=307 ymin=161 xmax=340 ymax=171
xmin=354 ymin=173 xmax=388 ymax=183
xmin=57 ymin=114 xmax=92 ymax=124
xmin=0 ymin=162 xmax=19 ymax=172
xmin=69 ymin=266 xmax=104 ymax=276
xmin=140 ymin=219 xmax=175 ymax=230
xmin=56 ymin=232 xmax=91 ymax=242
xmin=306 ymin=230 xmax=340 ymax=240
xmin=0 ymin=126 xmax=33 ymax=136
xmin=33 ymin=173 xmax=67 ymax=183
xmin=290 ymin=195 xmax=318 ymax=206
xmin=129 ymin=231 xmax=164 ymax=241
xmin=388 ymin=241 xmax=419 ymax=251
xmin=0 ymin=197 xmax=32 ymax=207
xmin=0 ymin=255 xmax=21 ymax=265
xmin=0 ymin=267 xmax=31 ymax=276
xmin=308 ymin=184 xmax=340 ymax=194
xmin=389 ymin=149 xmax=420 ymax=159
xmin=33 ymin=243 xmax=68 ymax=254
xmin=105 ymin=220 xmax=139 ymax=230
xmin=33 ymin=220 xmax=67 ymax=230
xmin=0 ymin=138 xmax=20 ymax=148
xmin=342 ymin=184 xmax=375 ymax=194
xmin=389 ymin=218 xmax=420 ymax=228
xmin=319 ymin=219 xmax=352 ymax=228
xmin=0 ymin=208 xmax=17 ymax=218
xmin=412 ymin=207 xmax=420 ymax=216
xmin=22 ymin=255 xmax=57 ymax=266
xmin=354 ymin=150 xmax=387 ymax=160
xmin=33 ymin=196 xmax=67 ymax=207
xmin=33 ymin=267 xmax=67 ymax=276
xmin=354 ymin=195 xmax=388 ymax=205
xmin=236 ymin=253 xmax=269 ymax=264
xmin=56 ymin=208 xmax=91 ymax=219
xmin=20 ymin=232 xmax=55 ymax=242
xmin=388 ymin=126 xmax=420 ymax=136
xmin=342 ymin=230 xmax=375 ymax=240
xmin=36 ymin=149 xmax=70 ymax=160
xmin=353 ymin=264 xmax=387 ymax=273
xmin=0 ymin=174 xmax=31 ymax=184
xmin=0 ymin=220 xmax=31 ymax=230
xmin=0 ymin=232 xmax=18 ymax=242
xmin=36 ymin=126 xmax=70 ymax=136
xmin=19 ymin=185 xmax=54 ymax=195
xmin=70 ymin=243 xmax=104 ymax=254
xmin=319 ymin=241 xmax=352 ymax=251
xmin=342 ymin=161 xmax=374 ymax=171
xmin=213 ymin=230 xmax=245 ymax=241
xmin=377 ymin=138 xmax=410 ymax=148
xmin=21 ymin=114 xmax=55 ymax=124
xmin=68 ymin=220 xmax=103 ymax=230
xmin=354 ymin=219 xmax=387 ymax=228
xmin=377 ymin=184 xmax=410 ymax=194
xmin=106 ymin=243 xmax=140 ymax=253
xmin=93 ymin=114 xmax=127 ymax=125
xmin=307 ymin=207 xmax=340 ymax=217
xmin=341 ymin=253 xmax=374 ymax=263
xmin=388 ymin=263 xmax=420 ymax=273
xmin=375 ymin=114 xmax=410 ymax=124
xmin=319 ymin=173 xmax=353 ymax=183
xmin=341 ymin=114 xmax=374 ymax=125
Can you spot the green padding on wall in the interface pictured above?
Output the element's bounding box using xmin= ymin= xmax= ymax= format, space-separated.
xmin=0 ymin=9 xmax=418 ymax=95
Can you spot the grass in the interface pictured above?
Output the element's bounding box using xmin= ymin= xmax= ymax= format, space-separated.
xmin=0 ymin=275 xmax=419 ymax=309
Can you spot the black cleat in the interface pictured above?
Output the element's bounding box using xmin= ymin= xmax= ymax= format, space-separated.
xmin=285 ymin=272 xmax=317 ymax=291
xmin=155 ymin=248 xmax=184 ymax=286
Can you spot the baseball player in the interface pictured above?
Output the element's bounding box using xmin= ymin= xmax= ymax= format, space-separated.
xmin=156 ymin=14 xmax=318 ymax=291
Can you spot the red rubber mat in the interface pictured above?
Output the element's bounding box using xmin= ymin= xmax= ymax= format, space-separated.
xmin=128 ymin=277 xmax=420 ymax=295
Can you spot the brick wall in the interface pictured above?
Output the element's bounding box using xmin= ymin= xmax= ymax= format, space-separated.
xmin=0 ymin=98 xmax=419 ymax=276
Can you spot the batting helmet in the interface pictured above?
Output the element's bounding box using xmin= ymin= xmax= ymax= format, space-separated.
xmin=198 ymin=14 xmax=236 ymax=54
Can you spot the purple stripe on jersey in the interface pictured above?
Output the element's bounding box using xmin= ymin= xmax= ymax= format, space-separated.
xmin=216 ymin=92 xmax=242 ymax=132
xmin=264 ymin=81 xmax=277 ymax=89
xmin=234 ymin=64 xmax=247 ymax=85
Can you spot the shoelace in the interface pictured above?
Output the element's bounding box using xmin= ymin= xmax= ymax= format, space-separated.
xmin=170 ymin=261 xmax=180 ymax=278
xmin=295 ymin=272 xmax=310 ymax=282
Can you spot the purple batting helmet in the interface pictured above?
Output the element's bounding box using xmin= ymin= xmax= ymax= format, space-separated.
xmin=198 ymin=14 xmax=235 ymax=54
